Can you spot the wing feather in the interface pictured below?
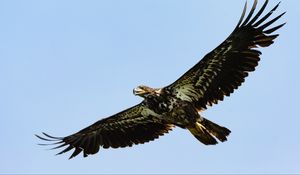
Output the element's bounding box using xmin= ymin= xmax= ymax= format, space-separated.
xmin=37 ymin=104 xmax=174 ymax=159
xmin=167 ymin=1 xmax=285 ymax=110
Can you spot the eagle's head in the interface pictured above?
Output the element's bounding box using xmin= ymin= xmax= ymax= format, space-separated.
xmin=133 ymin=85 xmax=161 ymax=98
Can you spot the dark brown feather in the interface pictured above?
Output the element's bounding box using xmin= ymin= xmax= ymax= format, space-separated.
xmin=167 ymin=0 xmax=285 ymax=110
xmin=37 ymin=104 xmax=174 ymax=158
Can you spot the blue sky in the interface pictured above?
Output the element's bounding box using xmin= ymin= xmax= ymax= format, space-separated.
xmin=0 ymin=0 xmax=299 ymax=174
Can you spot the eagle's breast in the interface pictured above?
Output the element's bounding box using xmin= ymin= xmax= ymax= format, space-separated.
xmin=143 ymin=93 xmax=178 ymax=115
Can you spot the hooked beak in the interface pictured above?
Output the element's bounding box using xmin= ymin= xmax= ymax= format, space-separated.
xmin=133 ymin=87 xmax=146 ymax=96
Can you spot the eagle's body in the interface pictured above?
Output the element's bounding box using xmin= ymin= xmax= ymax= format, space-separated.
xmin=134 ymin=86 xmax=230 ymax=145
xmin=37 ymin=0 xmax=285 ymax=159
xmin=136 ymin=87 xmax=199 ymax=127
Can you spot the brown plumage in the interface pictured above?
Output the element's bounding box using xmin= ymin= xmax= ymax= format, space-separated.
xmin=37 ymin=0 xmax=285 ymax=159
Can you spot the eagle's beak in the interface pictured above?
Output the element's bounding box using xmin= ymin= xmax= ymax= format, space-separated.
xmin=133 ymin=87 xmax=146 ymax=96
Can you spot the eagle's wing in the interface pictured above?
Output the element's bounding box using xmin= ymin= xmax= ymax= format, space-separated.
xmin=36 ymin=104 xmax=174 ymax=159
xmin=167 ymin=0 xmax=285 ymax=110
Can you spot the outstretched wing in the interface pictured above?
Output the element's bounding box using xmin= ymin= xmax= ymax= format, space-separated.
xmin=36 ymin=104 xmax=174 ymax=159
xmin=167 ymin=0 xmax=285 ymax=110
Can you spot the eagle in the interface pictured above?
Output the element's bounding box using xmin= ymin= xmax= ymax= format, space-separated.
xmin=37 ymin=0 xmax=285 ymax=159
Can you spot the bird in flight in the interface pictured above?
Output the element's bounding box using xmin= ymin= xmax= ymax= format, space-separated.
xmin=37 ymin=0 xmax=285 ymax=159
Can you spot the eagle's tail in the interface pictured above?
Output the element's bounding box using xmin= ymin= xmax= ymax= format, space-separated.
xmin=188 ymin=118 xmax=231 ymax=145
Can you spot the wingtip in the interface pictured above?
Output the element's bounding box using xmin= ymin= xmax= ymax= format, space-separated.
xmin=36 ymin=133 xmax=56 ymax=141
xmin=42 ymin=132 xmax=63 ymax=140
xmin=273 ymin=1 xmax=281 ymax=11
xmin=278 ymin=1 xmax=282 ymax=6
xmin=241 ymin=0 xmax=258 ymax=26
xmin=235 ymin=1 xmax=248 ymax=29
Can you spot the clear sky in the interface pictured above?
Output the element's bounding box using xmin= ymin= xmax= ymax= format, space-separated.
xmin=0 ymin=0 xmax=299 ymax=174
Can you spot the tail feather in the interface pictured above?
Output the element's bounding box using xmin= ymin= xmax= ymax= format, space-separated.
xmin=188 ymin=123 xmax=217 ymax=145
xmin=188 ymin=118 xmax=231 ymax=145
xmin=201 ymin=118 xmax=231 ymax=142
